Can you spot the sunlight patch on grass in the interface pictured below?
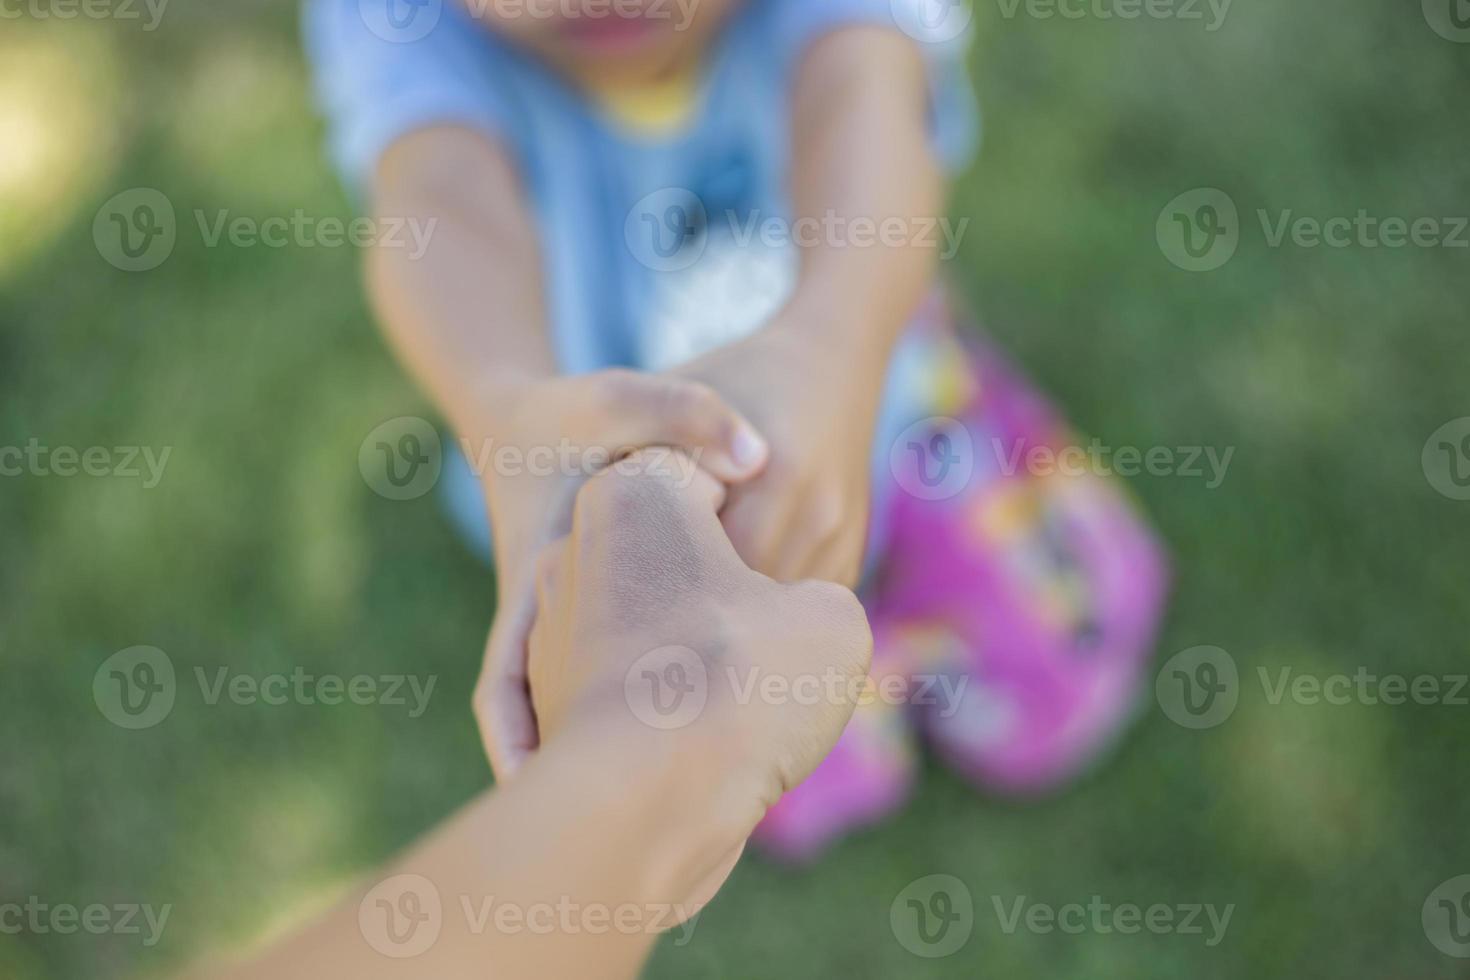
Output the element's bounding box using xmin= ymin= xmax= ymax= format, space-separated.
xmin=1207 ymin=304 xmax=1363 ymax=445
xmin=1218 ymin=646 xmax=1392 ymax=869
xmin=0 ymin=25 xmax=122 ymax=277
xmin=166 ymin=35 xmax=326 ymax=208
xmin=178 ymin=766 xmax=360 ymax=966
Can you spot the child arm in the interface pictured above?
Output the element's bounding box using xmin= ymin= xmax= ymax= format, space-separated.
xmin=675 ymin=26 xmax=944 ymax=586
xmin=362 ymin=127 xmax=769 ymax=776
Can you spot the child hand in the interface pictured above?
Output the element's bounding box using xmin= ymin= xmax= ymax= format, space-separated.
xmin=673 ymin=324 xmax=884 ymax=588
xmin=472 ymin=369 xmax=769 ymax=778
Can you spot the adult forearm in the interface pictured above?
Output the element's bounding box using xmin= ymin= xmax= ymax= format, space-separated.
xmin=198 ymin=708 xmax=736 ymax=980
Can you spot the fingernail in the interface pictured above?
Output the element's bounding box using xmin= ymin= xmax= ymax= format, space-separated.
xmin=731 ymin=426 xmax=768 ymax=470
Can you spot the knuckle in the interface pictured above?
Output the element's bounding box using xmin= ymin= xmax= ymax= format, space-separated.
xmin=589 ymin=368 xmax=645 ymax=414
xmin=663 ymin=380 xmax=718 ymax=428
xmin=575 ymin=462 xmax=659 ymax=524
xmin=668 ymin=380 xmax=740 ymax=448
xmin=788 ymin=579 xmax=873 ymax=671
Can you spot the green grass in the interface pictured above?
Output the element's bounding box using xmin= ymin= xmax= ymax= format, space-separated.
xmin=2 ymin=2 xmax=1467 ymax=977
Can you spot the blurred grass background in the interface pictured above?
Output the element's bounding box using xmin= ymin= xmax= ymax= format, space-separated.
xmin=1 ymin=0 xmax=1467 ymax=977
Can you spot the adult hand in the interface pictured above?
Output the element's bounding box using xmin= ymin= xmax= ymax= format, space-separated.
xmin=473 ymin=370 xmax=769 ymax=779
xmin=526 ymin=454 xmax=874 ymax=837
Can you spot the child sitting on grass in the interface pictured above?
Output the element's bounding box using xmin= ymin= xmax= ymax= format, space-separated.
xmin=305 ymin=0 xmax=1169 ymax=859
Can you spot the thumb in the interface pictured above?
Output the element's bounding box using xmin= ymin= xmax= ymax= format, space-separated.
xmin=474 ymin=574 xmax=541 ymax=779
